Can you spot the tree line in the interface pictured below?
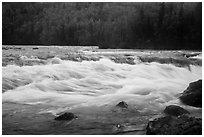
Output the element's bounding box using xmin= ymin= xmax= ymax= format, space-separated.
xmin=2 ymin=2 xmax=202 ymax=50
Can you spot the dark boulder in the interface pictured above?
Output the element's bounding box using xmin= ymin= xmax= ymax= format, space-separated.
xmin=179 ymin=79 xmax=202 ymax=108
xmin=116 ymin=101 xmax=128 ymax=108
xmin=163 ymin=105 xmax=190 ymax=117
xmin=146 ymin=115 xmax=202 ymax=135
xmin=54 ymin=112 xmax=77 ymax=121
xmin=112 ymin=101 xmax=140 ymax=115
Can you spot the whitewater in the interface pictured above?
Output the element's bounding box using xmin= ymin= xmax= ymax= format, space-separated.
xmin=2 ymin=46 xmax=202 ymax=134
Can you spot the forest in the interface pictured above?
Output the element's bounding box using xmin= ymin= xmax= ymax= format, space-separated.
xmin=2 ymin=2 xmax=202 ymax=50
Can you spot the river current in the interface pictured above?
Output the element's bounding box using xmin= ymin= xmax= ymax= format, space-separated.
xmin=2 ymin=46 xmax=202 ymax=135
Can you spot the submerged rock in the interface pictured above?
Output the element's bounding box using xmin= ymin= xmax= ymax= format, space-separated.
xmin=32 ymin=47 xmax=39 ymax=50
xmin=54 ymin=112 xmax=77 ymax=121
xmin=179 ymin=79 xmax=202 ymax=108
xmin=146 ymin=115 xmax=202 ymax=135
xmin=116 ymin=101 xmax=128 ymax=108
xmin=163 ymin=105 xmax=190 ymax=117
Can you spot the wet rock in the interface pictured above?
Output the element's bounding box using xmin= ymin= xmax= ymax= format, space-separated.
xmin=13 ymin=47 xmax=21 ymax=50
xmin=116 ymin=101 xmax=128 ymax=108
xmin=54 ymin=112 xmax=77 ymax=121
xmin=2 ymin=47 xmax=9 ymax=50
xmin=146 ymin=115 xmax=202 ymax=135
xmin=110 ymin=56 xmax=135 ymax=65
xmin=163 ymin=105 xmax=190 ymax=116
xmin=112 ymin=101 xmax=140 ymax=115
xmin=184 ymin=53 xmax=201 ymax=58
xmin=179 ymin=79 xmax=202 ymax=108
xmin=33 ymin=47 xmax=39 ymax=50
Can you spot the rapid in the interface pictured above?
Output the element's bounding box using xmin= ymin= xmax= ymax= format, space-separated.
xmin=2 ymin=47 xmax=202 ymax=134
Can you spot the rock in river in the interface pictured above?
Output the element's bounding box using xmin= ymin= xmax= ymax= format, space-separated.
xmin=116 ymin=101 xmax=128 ymax=108
xmin=54 ymin=112 xmax=77 ymax=121
xmin=163 ymin=105 xmax=190 ymax=117
xmin=179 ymin=79 xmax=202 ymax=108
xmin=146 ymin=115 xmax=202 ymax=135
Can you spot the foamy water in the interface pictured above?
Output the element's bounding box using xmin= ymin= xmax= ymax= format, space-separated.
xmin=2 ymin=56 xmax=202 ymax=115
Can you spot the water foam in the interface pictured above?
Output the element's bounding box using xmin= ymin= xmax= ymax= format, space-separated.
xmin=2 ymin=57 xmax=202 ymax=113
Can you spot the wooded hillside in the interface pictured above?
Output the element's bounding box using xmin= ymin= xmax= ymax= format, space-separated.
xmin=2 ymin=2 xmax=202 ymax=49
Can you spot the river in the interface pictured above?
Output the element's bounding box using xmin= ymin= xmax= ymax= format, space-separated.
xmin=2 ymin=46 xmax=202 ymax=135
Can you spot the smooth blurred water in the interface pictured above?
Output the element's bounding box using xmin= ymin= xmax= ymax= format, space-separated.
xmin=2 ymin=48 xmax=202 ymax=134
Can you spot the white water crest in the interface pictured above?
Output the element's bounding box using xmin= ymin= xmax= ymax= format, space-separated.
xmin=189 ymin=53 xmax=202 ymax=59
xmin=2 ymin=57 xmax=202 ymax=114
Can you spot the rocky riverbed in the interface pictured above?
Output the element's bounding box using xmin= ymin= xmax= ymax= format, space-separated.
xmin=146 ymin=80 xmax=202 ymax=135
